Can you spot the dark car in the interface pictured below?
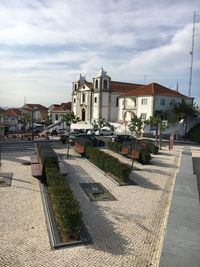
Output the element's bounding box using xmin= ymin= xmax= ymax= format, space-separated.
xmin=60 ymin=134 xmax=69 ymax=144
xmin=70 ymin=133 xmax=105 ymax=147
xmin=111 ymin=134 xmax=136 ymax=144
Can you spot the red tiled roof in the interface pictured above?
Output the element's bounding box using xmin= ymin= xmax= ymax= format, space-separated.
xmin=111 ymin=81 xmax=144 ymax=93
xmin=5 ymin=108 xmax=22 ymax=117
xmin=122 ymin=83 xmax=188 ymax=98
xmin=23 ymin=104 xmax=48 ymax=110
xmin=52 ymin=102 xmax=71 ymax=112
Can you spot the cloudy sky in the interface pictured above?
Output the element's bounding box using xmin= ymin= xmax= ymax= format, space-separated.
xmin=0 ymin=0 xmax=199 ymax=108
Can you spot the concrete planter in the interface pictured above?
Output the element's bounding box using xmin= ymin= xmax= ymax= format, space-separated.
xmin=40 ymin=183 xmax=92 ymax=249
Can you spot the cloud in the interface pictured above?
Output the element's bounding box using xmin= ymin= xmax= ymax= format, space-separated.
xmin=0 ymin=0 xmax=199 ymax=107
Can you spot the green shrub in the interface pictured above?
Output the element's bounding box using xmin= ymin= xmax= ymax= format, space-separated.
xmin=85 ymin=147 xmax=131 ymax=182
xmin=108 ymin=140 xmax=122 ymax=152
xmin=139 ymin=149 xmax=151 ymax=164
xmin=186 ymin=123 xmax=200 ymax=144
xmin=44 ymin=160 xmax=81 ymax=239
xmin=146 ymin=143 xmax=159 ymax=154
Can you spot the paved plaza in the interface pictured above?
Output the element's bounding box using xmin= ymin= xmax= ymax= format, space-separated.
xmin=0 ymin=142 xmax=199 ymax=267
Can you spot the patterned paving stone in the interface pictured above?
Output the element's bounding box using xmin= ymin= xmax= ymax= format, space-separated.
xmin=0 ymin=145 xmax=197 ymax=266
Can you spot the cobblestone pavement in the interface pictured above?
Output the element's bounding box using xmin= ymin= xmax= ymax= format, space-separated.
xmin=1 ymin=144 xmax=198 ymax=267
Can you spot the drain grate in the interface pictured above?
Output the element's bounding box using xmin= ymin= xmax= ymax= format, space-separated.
xmin=80 ymin=183 xmax=117 ymax=202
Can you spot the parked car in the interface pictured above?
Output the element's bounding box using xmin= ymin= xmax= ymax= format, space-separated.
xmin=95 ymin=129 xmax=114 ymax=136
xmin=111 ymin=134 xmax=136 ymax=144
xmin=70 ymin=133 xmax=105 ymax=147
xmin=86 ymin=129 xmax=98 ymax=135
xmin=60 ymin=134 xmax=69 ymax=144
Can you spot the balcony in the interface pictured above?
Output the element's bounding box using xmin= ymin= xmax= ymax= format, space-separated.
xmin=123 ymin=105 xmax=137 ymax=110
xmin=80 ymin=103 xmax=87 ymax=107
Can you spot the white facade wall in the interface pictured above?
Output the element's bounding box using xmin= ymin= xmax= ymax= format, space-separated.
xmin=72 ymin=95 xmax=76 ymax=114
xmin=118 ymin=98 xmax=124 ymax=121
xmin=110 ymin=94 xmax=118 ymax=121
xmin=92 ymin=93 xmax=100 ymax=121
xmin=137 ymin=96 xmax=154 ymax=119
xmin=101 ymin=92 xmax=109 ymax=119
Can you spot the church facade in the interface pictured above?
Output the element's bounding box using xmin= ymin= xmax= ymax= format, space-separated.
xmin=71 ymin=68 xmax=144 ymax=123
xmin=71 ymin=68 xmax=192 ymax=125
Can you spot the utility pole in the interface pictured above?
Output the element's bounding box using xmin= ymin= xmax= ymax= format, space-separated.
xmin=188 ymin=11 xmax=198 ymax=97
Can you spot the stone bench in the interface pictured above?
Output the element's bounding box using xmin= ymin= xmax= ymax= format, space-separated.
xmin=30 ymin=154 xmax=43 ymax=178
xmin=31 ymin=143 xmax=68 ymax=179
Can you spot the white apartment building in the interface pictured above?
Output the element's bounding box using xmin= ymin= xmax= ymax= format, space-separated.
xmin=118 ymin=83 xmax=192 ymax=122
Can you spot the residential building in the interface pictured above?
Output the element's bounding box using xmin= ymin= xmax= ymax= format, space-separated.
xmin=50 ymin=102 xmax=71 ymax=124
xmin=118 ymin=83 xmax=192 ymax=122
xmin=21 ymin=103 xmax=48 ymax=122
xmin=2 ymin=108 xmax=23 ymax=132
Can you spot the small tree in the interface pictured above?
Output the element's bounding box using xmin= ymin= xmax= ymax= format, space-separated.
xmin=93 ymin=117 xmax=107 ymax=131
xmin=145 ymin=116 xmax=161 ymax=146
xmin=128 ymin=115 xmax=145 ymax=139
xmin=62 ymin=112 xmax=80 ymax=158
xmin=19 ymin=113 xmax=32 ymax=133
xmin=173 ymin=100 xmax=199 ymax=135
xmin=128 ymin=115 xmax=145 ymax=168
xmin=40 ymin=112 xmax=52 ymax=130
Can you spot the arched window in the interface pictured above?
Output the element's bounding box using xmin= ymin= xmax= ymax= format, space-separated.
xmin=95 ymin=79 xmax=98 ymax=89
xmin=103 ymin=79 xmax=108 ymax=89
xmin=74 ymin=84 xmax=77 ymax=90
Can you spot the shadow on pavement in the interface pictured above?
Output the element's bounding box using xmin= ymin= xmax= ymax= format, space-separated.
xmin=130 ymin=171 xmax=161 ymax=190
xmin=63 ymin=161 xmax=128 ymax=256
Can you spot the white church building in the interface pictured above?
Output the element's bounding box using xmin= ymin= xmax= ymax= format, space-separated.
xmin=71 ymin=68 xmax=192 ymax=126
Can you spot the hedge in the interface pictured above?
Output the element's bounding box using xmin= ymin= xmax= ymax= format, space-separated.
xmin=44 ymin=159 xmax=81 ymax=239
xmin=108 ymin=140 xmax=122 ymax=153
xmin=85 ymin=147 xmax=131 ymax=182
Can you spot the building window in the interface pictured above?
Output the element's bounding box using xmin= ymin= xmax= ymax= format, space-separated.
xmin=141 ymin=98 xmax=147 ymax=105
xmin=74 ymin=84 xmax=77 ymax=91
xmin=95 ymin=80 xmax=98 ymax=89
xmin=103 ymin=79 xmax=108 ymax=89
xmin=55 ymin=114 xmax=58 ymax=120
xmin=170 ymin=99 xmax=175 ymax=106
xmin=160 ymin=99 xmax=165 ymax=106
xmin=82 ymin=93 xmax=85 ymax=103
xmin=116 ymin=98 xmax=118 ymax=107
xmin=94 ymin=97 xmax=97 ymax=103
xmin=73 ymin=98 xmax=76 ymax=103
xmin=140 ymin=113 xmax=147 ymax=120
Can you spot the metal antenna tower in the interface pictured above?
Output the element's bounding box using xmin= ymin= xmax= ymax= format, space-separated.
xmin=188 ymin=11 xmax=198 ymax=97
